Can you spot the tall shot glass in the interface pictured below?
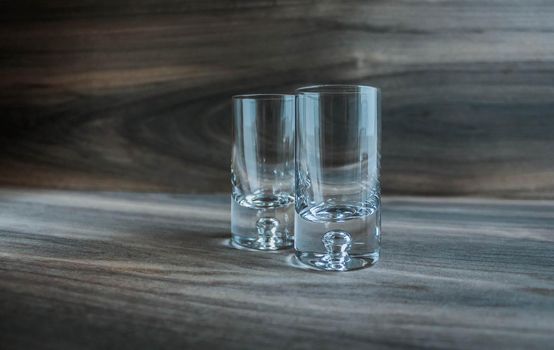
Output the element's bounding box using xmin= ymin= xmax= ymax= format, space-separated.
xmin=231 ymin=94 xmax=295 ymax=250
xmin=295 ymin=85 xmax=381 ymax=271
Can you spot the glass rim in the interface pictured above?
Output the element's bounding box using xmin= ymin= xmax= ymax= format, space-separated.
xmin=232 ymin=93 xmax=295 ymax=100
xmin=295 ymin=84 xmax=379 ymax=94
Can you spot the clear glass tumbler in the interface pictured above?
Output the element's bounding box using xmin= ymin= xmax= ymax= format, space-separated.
xmin=231 ymin=94 xmax=295 ymax=250
xmin=295 ymin=85 xmax=381 ymax=271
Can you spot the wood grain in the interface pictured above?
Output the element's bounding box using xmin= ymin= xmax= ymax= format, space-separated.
xmin=0 ymin=190 xmax=553 ymax=349
xmin=1 ymin=1 xmax=554 ymax=197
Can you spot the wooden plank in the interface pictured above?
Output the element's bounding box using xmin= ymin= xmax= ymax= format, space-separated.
xmin=0 ymin=190 xmax=552 ymax=349
xmin=1 ymin=1 xmax=553 ymax=197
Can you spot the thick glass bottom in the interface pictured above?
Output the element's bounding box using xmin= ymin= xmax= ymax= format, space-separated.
xmin=231 ymin=193 xmax=294 ymax=252
xmin=232 ymin=235 xmax=293 ymax=251
xmin=294 ymin=250 xmax=379 ymax=271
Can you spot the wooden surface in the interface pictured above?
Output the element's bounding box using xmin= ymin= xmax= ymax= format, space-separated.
xmin=1 ymin=1 xmax=554 ymax=197
xmin=0 ymin=190 xmax=552 ymax=349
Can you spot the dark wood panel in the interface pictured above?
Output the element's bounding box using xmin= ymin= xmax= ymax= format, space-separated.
xmin=0 ymin=190 xmax=553 ymax=349
xmin=1 ymin=1 xmax=553 ymax=197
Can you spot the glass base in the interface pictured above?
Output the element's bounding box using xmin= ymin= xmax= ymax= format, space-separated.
xmin=294 ymin=250 xmax=379 ymax=271
xmin=232 ymin=235 xmax=293 ymax=251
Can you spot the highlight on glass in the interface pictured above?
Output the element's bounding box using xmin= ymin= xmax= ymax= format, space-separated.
xmin=231 ymin=94 xmax=295 ymax=250
xmin=294 ymin=84 xmax=381 ymax=271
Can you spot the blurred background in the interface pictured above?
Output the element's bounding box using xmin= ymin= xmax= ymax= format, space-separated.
xmin=1 ymin=0 xmax=553 ymax=198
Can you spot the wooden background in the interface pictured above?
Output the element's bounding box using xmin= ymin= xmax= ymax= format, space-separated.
xmin=1 ymin=0 xmax=553 ymax=198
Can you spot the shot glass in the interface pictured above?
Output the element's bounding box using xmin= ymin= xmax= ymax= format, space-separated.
xmin=295 ymin=84 xmax=381 ymax=271
xmin=231 ymin=94 xmax=295 ymax=250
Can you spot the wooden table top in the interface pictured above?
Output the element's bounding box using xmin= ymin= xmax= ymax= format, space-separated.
xmin=1 ymin=190 xmax=552 ymax=349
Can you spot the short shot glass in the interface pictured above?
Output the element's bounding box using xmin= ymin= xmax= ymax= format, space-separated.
xmin=231 ymin=94 xmax=295 ymax=250
xmin=294 ymin=85 xmax=381 ymax=271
